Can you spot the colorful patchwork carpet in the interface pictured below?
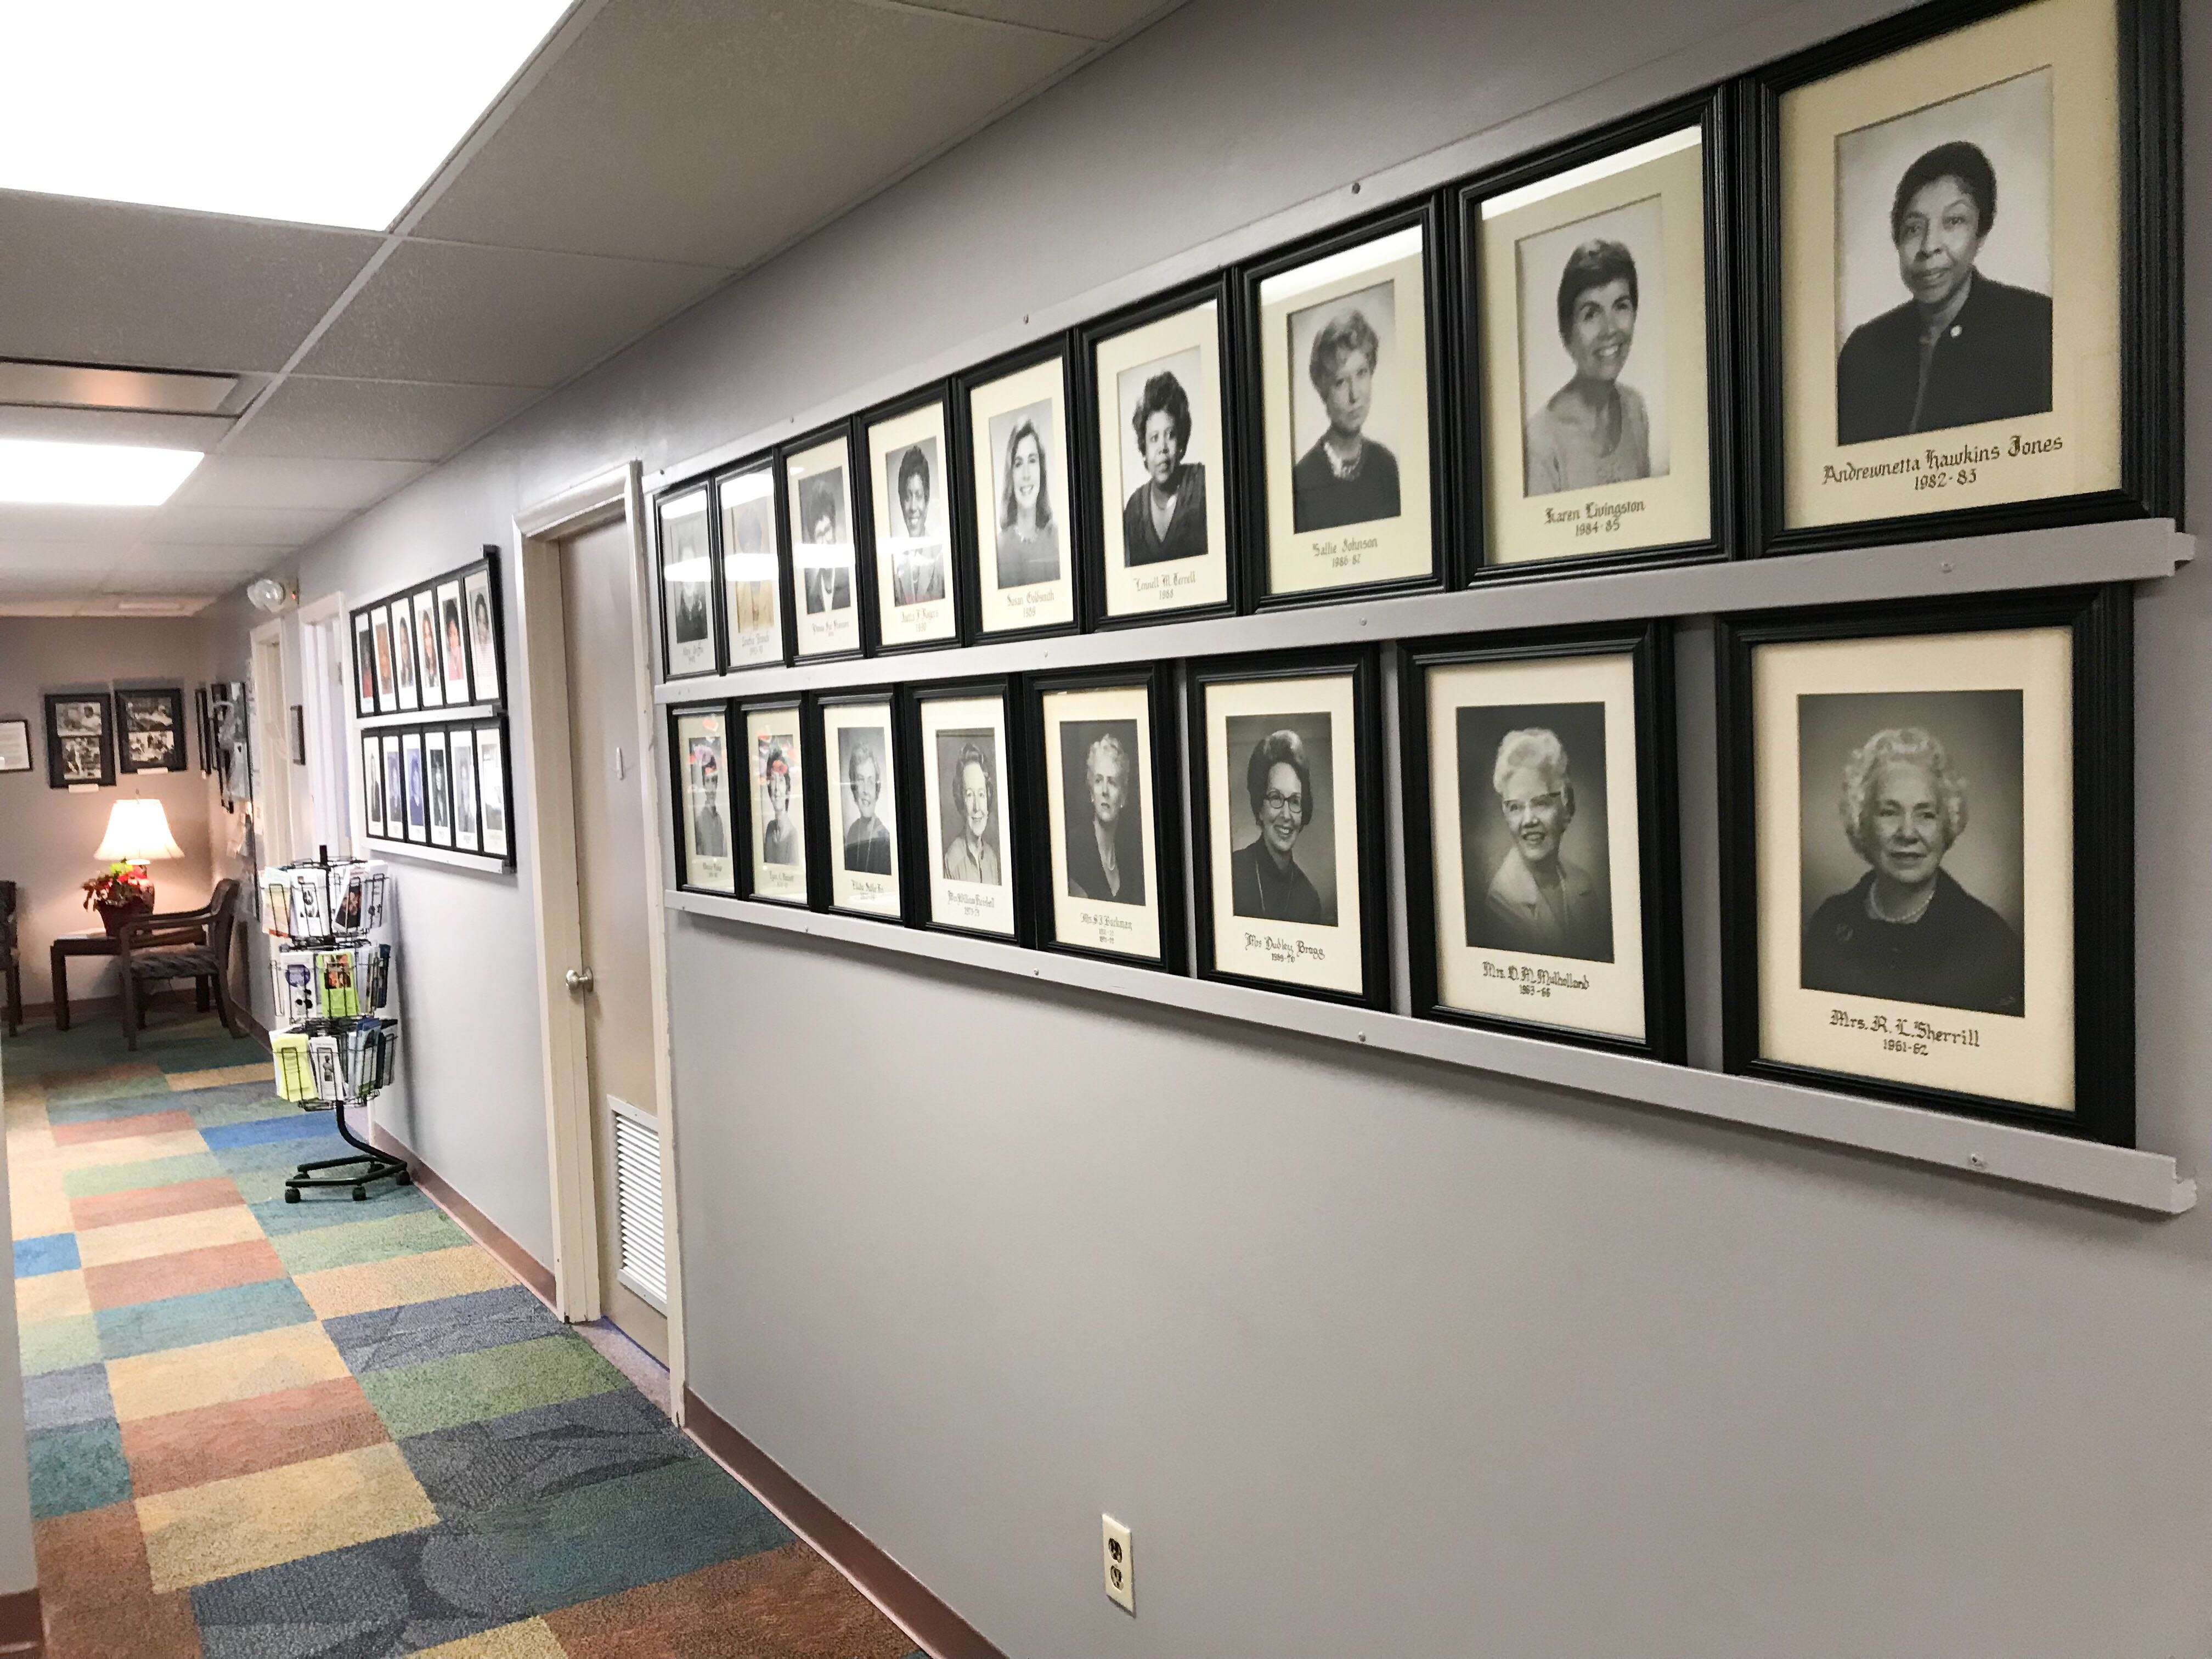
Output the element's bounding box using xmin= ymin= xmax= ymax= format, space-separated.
xmin=3 ymin=1014 xmax=921 ymax=1659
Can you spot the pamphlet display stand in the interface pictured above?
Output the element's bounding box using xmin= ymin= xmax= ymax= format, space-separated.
xmin=261 ymin=849 xmax=409 ymax=1202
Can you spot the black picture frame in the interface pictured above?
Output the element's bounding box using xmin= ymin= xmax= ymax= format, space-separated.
xmin=44 ymin=692 xmax=114 ymax=789
xmin=195 ymin=689 xmax=213 ymax=775
xmin=1186 ymin=646 xmax=1389 ymax=1008
xmin=809 ymin=687 xmax=909 ymax=924
xmin=1715 ymin=583 xmax=2132 ymax=1144
xmin=732 ymin=693 xmax=820 ymax=909
xmin=952 ymin=331 xmax=1086 ymax=642
xmin=1399 ymin=623 xmax=1684 ymax=1060
xmin=115 ymin=687 xmax=189 ymax=775
xmin=1234 ymin=191 xmax=1458 ymax=612
xmin=857 ymin=380 xmax=970 ymax=656
xmin=1737 ymin=0 xmax=2180 ymax=558
xmin=351 ymin=610 xmax=379 ymax=718
xmin=667 ymin=699 xmax=738 ymax=898
xmin=0 ymin=716 xmax=31 ymax=775
xmin=899 ymin=675 xmax=1032 ymax=945
xmin=1074 ymin=272 xmax=1245 ymax=630
xmin=778 ymin=416 xmax=875 ymax=664
xmin=1022 ymin=661 xmax=1188 ymax=974
xmin=1454 ymin=86 xmax=1738 ymax=583
xmin=654 ymin=479 xmax=722 ymax=681
xmin=712 ymin=451 xmax=795 ymax=673
xmin=408 ymin=586 xmax=448 ymax=711
xmin=459 ymin=549 xmax=506 ymax=708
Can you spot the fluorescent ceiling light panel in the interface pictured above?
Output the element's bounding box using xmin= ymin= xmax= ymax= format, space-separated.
xmin=0 ymin=360 xmax=237 ymax=414
xmin=0 ymin=2 xmax=572 ymax=230
xmin=0 ymin=439 xmax=202 ymax=506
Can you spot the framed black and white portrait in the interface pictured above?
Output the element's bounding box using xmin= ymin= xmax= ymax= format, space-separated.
xmin=475 ymin=725 xmax=511 ymax=862
xmin=381 ymin=737 xmax=404 ymax=845
xmin=361 ymin=733 xmax=387 ymax=840
xmin=436 ymin=579 xmax=471 ymax=706
xmin=958 ymin=337 xmax=1079 ymax=637
xmin=1080 ymin=277 xmax=1237 ymax=626
xmin=740 ymin=699 xmax=810 ymax=907
xmin=400 ymin=730 xmax=427 ymax=843
xmin=1718 ymin=585 xmax=2130 ymax=1142
xmin=1026 ymin=664 xmax=1183 ymax=972
xmin=115 ymin=689 xmax=186 ymax=775
xmin=813 ymin=692 xmax=904 ymax=921
xmin=0 ymin=718 xmax=27 ymax=775
xmin=386 ymin=601 xmax=419 ymax=712
xmin=463 ymin=561 xmax=501 ymax=704
xmin=782 ymin=422 xmax=866 ymax=662
xmin=671 ymin=702 xmax=737 ymax=895
xmin=907 ymin=679 xmax=1024 ymax=941
xmin=352 ymin=611 xmax=379 ymax=718
xmin=426 ymin=730 xmax=455 ymax=848
xmin=1752 ymin=0 xmax=2176 ymax=550
xmin=716 ymin=459 xmax=786 ymax=670
xmin=369 ymin=608 xmax=397 ymax=715
xmin=1242 ymin=201 xmax=1446 ymax=606
xmin=1460 ymin=92 xmax=1730 ymax=575
xmin=1189 ymin=649 xmax=1385 ymax=1005
xmin=449 ymin=725 xmax=481 ymax=854
xmin=408 ymin=589 xmax=444 ymax=710
xmin=656 ymin=484 xmax=718 ymax=679
xmin=44 ymin=693 xmax=112 ymax=789
xmin=864 ymin=386 xmax=962 ymax=653
xmin=1401 ymin=625 xmax=1681 ymax=1057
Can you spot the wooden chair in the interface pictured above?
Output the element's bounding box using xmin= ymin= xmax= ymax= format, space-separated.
xmin=117 ymin=878 xmax=244 ymax=1049
xmin=0 ymin=882 xmax=19 ymax=1037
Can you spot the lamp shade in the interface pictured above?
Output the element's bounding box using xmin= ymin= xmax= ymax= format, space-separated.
xmin=95 ymin=798 xmax=183 ymax=863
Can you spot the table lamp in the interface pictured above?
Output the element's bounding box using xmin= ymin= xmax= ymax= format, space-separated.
xmin=91 ymin=797 xmax=183 ymax=916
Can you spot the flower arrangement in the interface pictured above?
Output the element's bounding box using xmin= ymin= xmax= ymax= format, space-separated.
xmin=83 ymin=862 xmax=156 ymax=935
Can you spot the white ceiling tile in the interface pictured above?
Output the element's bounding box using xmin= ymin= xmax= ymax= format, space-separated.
xmin=95 ymin=569 xmax=243 ymax=596
xmin=0 ymin=597 xmax=99 ymax=615
xmin=118 ymin=544 xmax=287 ymax=577
xmin=222 ymin=377 xmax=543 ymax=461
xmin=296 ymin=240 xmax=730 ymax=386
xmin=0 ymin=569 xmax=119 ymax=597
xmin=149 ymin=505 xmax=352 ymax=545
xmin=411 ymin=0 xmax=1088 ymax=266
xmin=170 ymin=455 xmax=429 ymax=512
xmin=0 ymin=407 xmax=235 ymax=450
xmin=0 ymin=543 xmax=131 ymax=577
xmin=0 ymin=505 xmax=160 ymax=544
xmin=901 ymin=0 xmax=1179 ymax=40
xmin=0 ymin=190 xmax=379 ymax=373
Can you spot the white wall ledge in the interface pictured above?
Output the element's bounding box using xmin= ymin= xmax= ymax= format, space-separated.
xmin=654 ymin=519 xmax=2192 ymax=702
xmin=669 ymin=887 xmax=2196 ymax=1217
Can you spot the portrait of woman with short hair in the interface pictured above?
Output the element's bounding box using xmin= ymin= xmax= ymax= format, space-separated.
xmin=1523 ymin=238 xmax=1656 ymax=495
xmin=1121 ymin=369 xmax=1207 ymax=567
xmin=840 ymin=733 xmax=893 ymax=876
xmin=757 ymin=740 xmax=800 ymax=867
xmin=1065 ymin=727 xmax=1144 ymax=906
xmin=890 ymin=443 xmax=947 ymax=606
xmin=1290 ymin=300 xmax=1402 ymax=534
xmin=941 ymin=738 xmax=1001 ymax=885
xmin=1470 ymin=725 xmax=1612 ymax=962
xmin=1229 ymin=726 xmax=1331 ymax=926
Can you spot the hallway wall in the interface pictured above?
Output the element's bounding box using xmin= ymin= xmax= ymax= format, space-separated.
xmin=205 ymin=0 xmax=2212 ymax=1652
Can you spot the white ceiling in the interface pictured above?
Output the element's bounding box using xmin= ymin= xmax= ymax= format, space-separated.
xmin=0 ymin=0 xmax=1179 ymax=614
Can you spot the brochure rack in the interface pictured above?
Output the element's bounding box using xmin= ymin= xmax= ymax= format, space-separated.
xmin=261 ymin=849 xmax=409 ymax=1202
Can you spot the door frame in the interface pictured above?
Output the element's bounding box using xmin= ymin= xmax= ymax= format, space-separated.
xmin=295 ymin=590 xmax=354 ymax=860
xmin=512 ymin=461 xmax=689 ymax=1412
xmin=248 ymin=619 xmax=294 ymax=868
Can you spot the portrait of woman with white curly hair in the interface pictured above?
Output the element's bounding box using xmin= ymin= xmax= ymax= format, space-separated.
xmin=1800 ymin=721 xmax=2024 ymax=1014
xmin=1465 ymin=719 xmax=1613 ymax=963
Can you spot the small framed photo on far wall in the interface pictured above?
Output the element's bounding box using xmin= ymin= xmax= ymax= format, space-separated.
xmin=1459 ymin=91 xmax=1729 ymax=576
xmin=1189 ymin=648 xmax=1386 ymax=1007
xmin=1717 ymin=584 xmax=2131 ymax=1143
xmin=906 ymin=679 xmax=1025 ymax=943
xmin=1080 ymin=275 xmax=1238 ymax=627
xmin=782 ymin=421 xmax=866 ymax=662
xmin=716 ymin=456 xmax=787 ymax=670
xmin=462 ymin=560 xmax=501 ymax=704
xmin=671 ymin=702 xmax=737 ymax=895
xmin=656 ymin=483 xmax=717 ymax=680
xmin=1242 ymin=198 xmax=1447 ymax=607
xmin=958 ymin=335 xmax=1080 ymax=639
xmin=864 ymin=385 xmax=963 ymax=654
xmin=1751 ymin=0 xmax=2176 ymax=551
xmin=739 ymin=698 xmax=811 ymax=907
xmin=1400 ymin=624 xmax=1682 ymax=1059
xmin=813 ymin=692 xmax=904 ymax=922
xmin=1026 ymin=663 xmax=1183 ymax=972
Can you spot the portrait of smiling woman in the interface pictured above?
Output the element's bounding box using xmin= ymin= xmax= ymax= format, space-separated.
xmin=1522 ymin=236 xmax=1660 ymax=495
xmin=1229 ymin=726 xmax=1334 ymax=926
xmin=1466 ymin=722 xmax=1612 ymax=963
xmin=992 ymin=411 xmax=1060 ymax=588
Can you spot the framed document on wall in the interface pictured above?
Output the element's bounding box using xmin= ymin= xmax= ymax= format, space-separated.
xmin=1025 ymin=663 xmax=1184 ymax=972
xmin=1401 ymin=625 xmax=1681 ymax=1058
xmin=656 ymin=484 xmax=718 ymax=680
xmin=1080 ymin=276 xmax=1238 ymax=627
xmin=1717 ymin=584 xmax=2131 ymax=1143
xmin=739 ymin=697 xmax=812 ymax=907
xmin=905 ymin=678 xmax=1025 ymax=942
xmin=782 ymin=421 xmax=867 ymax=662
xmin=863 ymin=385 xmax=963 ymax=654
xmin=1747 ymin=0 xmax=2177 ymax=552
xmin=1240 ymin=198 xmax=1448 ymax=607
xmin=1188 ymin=648 xmax=1387 ymax=1007
xmin=716 ymin=457 xmax=787 ymax=671
xmin=958 ymin=335 xmax=1080 ymax=639
xmin=672 ymin=702 xmax=737 ymax=895
xmin=1459 ymin=90 xmax=1731 ymax=577
xmin=814 ymin=691 xmax=904 ymax=922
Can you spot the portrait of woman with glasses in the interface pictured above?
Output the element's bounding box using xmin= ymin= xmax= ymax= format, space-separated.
xmin=1229 ymin=725 xmax=1333 ymax=926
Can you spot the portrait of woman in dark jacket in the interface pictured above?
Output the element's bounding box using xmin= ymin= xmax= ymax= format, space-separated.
xmin=1229 ymin=728 xmax=1332 ymax=926
xmin=1122 ymin=369 xmax=1207 ymax=566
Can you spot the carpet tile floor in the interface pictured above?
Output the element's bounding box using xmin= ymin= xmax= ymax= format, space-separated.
xmin=5 ymin=1014 xmax=922 ymax=1659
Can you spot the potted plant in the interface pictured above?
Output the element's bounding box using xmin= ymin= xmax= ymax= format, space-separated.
xmin=83 ymin=864 xmax=155 ymax=937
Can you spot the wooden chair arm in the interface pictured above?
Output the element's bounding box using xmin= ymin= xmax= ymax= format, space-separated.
xmin=117 ymin=916 xmax=209 ymax=951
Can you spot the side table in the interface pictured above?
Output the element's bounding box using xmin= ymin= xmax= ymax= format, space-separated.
xmin=49 ymin=932 xmax=119 ymax=1033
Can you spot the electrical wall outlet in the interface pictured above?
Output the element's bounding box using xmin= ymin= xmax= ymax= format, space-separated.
xmin=1101 ymin=1514 xmax=1133 ymax=1613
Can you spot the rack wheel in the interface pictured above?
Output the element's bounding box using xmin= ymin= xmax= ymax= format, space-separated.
xmin=352 ymin=1185 xmax=368 ymax=1201
xmin=396 ymin=1169 xmax=413 ymax=1186
xmin=284 ymin=1187 xmax=301 ymax=1204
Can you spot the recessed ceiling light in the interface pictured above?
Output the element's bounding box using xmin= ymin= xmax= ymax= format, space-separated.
xmin=0 ymin=2 xmax=572 ymax=230
xmin=0 ymin=439 xmax=202 ymax=506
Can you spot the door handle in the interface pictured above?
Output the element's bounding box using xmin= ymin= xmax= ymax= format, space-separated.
xmin=565 ymin=967 xmax=595 ymax=991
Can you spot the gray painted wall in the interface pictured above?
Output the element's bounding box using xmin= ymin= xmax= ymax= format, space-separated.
xmin=211 ymin=0 xmax=2212 ymax=1651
